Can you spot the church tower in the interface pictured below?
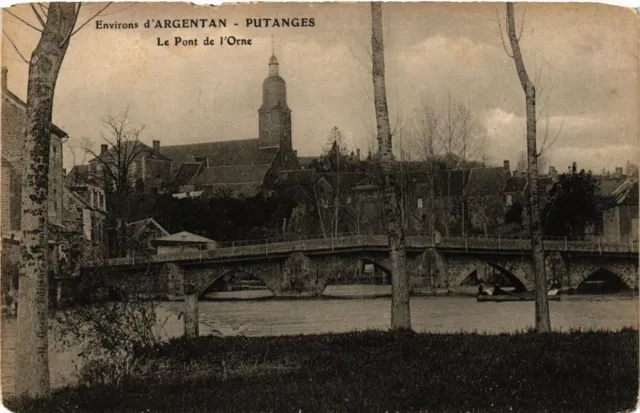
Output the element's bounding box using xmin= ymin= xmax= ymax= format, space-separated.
xmin=258 ymin=54 xmax=292 ymax=149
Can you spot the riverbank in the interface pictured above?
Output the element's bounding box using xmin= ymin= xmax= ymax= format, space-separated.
xmin=5 ymin=328 xmax=637 ymax=413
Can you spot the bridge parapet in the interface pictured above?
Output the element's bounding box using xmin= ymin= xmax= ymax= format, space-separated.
xmin=94 ymin=234 xmax=638 ymax=268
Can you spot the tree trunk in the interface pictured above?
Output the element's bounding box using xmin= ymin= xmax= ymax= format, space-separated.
xmin=506 ymin=2 xmax=551 ymax=332
xmin=371 ymin=2 xmax=411 ymax=330
xmin=16 ymin=3 xmax=77 ymax=397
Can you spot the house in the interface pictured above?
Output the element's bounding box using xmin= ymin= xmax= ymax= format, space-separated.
xmin=602 ymin=179 xmax=639 ymax=242
xmin=87 ymin=140 xmax=173 ymax=195
xmin=1 ymin=67 xmax=67 ymax=236
xmin=464 ymin=164 xmax=510 ymax=235
xmin=125 ymin=218 xmax=169 ymax=257
xmin=152 ymin=231 xmax=217 ymax=255
xmin=162 ymin=54 xmax=300 ymax=198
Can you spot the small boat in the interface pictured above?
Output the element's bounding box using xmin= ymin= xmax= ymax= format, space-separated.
xmin=476 ymin=293 xmax=562 ymax=302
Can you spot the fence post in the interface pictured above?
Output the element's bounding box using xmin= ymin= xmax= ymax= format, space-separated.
xmin=183 ymin=284 xmax=199 ymax=338
xmin=498 ymin=235 xmax=501 ymax=250
xmin=564 ymin=237 xmax=568 ymax=251
xmin=265 ymin=239 xmax=269 ymax=257
xmin=465 ymin=236 xmax=468 ymax=251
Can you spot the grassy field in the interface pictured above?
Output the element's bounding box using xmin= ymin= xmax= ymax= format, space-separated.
xmin=5 ymin=329 xmax=638 ymax=413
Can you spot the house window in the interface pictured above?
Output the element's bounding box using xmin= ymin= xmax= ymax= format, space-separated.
xmin=506 ymin=194 xmax=513 ymax=206
xmin=417 ymin=198 xmax=423 ymax=209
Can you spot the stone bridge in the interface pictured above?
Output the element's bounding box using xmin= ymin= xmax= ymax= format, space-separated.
xmin=83 ymin=234 xmax=639 ymax=298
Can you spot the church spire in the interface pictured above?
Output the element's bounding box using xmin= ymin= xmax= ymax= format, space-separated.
xmin=259 ymin=40 xmax=291 ymax=149
xmin=269 ymin=36 xmax=279 ymax=76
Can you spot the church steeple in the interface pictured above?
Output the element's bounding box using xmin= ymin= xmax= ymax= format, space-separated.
xmin=269 ymin=55 xmax=279 ymax=76
xmin=259 ymin=51 xmax=292 ymax=149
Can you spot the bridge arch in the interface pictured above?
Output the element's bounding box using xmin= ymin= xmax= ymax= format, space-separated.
xmin=486 ymin=262 xmax=528 ymax=292
xmin=575 ymin=267 xmax=635 ymax=293
xmin=203 ymin=268 xmax=273 ymax=296
xmin=182 ymin=261 xmax=282 ymax=297
xmin=448 ymin=259 xmax=528 ymax=292
xmin=568 ymin=261 xmax=639 ymax=291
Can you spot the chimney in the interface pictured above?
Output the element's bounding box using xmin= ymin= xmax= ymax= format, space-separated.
xmin=615 ymin=167 xmax=623 ymax=176
xmin=549 ymin=166 xmax=557 ymax=180
xmin=503 ymin=160 xmax=510 ymax=174
xmin=357 ymin=148 xmax=361 ymax=160
xmin=153 ymin=140 xmax=160 ymax=156
xmin=100 ymin=144 xmax=108 ymax=155
xmin=1 ymin=67 xmax=7 ymax=91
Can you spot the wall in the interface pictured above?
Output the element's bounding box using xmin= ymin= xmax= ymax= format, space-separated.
xmin=1 ymin=91 xmax=65 ymax=230
xmin=1 ymin=163 xmax=11 ymax=234
xmin=157 ymin=244 xmax=201 ymax=255
xmin=618 ymin=205 xmax=638 ymax=242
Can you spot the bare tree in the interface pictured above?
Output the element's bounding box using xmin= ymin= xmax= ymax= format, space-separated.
xmin=371 ymin=2 xmax=410 ymax=330
xmin=504 ymin=2 xmax=551 ymax=332
xmin=82 ymin=110 xmax=146 ymax=257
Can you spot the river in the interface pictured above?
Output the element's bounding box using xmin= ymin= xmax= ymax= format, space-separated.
xmin=1 ymin=289 xmax=638 ymax=397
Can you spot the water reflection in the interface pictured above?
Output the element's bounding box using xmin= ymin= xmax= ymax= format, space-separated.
xmin=1 ymin=291 xmax=638 ymax=397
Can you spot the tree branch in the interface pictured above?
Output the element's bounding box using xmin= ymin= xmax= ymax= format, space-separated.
xmin=2 ymin=31 xmax=30 ymax=64
xmin=5 ymin=9 xmax=43 ymax=32
xmin=70 ymin=2 xmax=112 ymax=38
xmin=30 ymin=4 xmax=46 ymax=28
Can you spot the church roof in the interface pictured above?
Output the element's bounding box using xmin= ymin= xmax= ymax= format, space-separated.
xmin=192 ymin=164 xmax=272 ymax=186
xmin=161 ymin=139 xmax=278 ymax=169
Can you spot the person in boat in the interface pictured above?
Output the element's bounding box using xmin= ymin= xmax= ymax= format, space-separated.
xmin=492 ymin=284 xmax=504 ymax=296
xmin=477 ymin=284 xmax=487 ymax=296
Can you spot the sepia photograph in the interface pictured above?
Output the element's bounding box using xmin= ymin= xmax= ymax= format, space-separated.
xmin=0 ymin=1 xmax=638 ymax=412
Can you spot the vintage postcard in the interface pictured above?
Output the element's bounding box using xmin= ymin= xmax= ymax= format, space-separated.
xmin=0 ymin=2 xmax=638 ymax=412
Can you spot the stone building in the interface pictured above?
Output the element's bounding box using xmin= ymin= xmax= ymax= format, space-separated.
xmin=78 ymin=54 xmax=300 ymax=200
xmin=163 ymin=54 xmax=300 ymax=198
xmin=63 ymin=166 xmax=108 ymax=258
xmin=602 ymin=179 xmax=639 ymax=242
xmin=87 ymin=140 xmax=173 ymax=195
xmin=1 ymin=67 xmax=67 ymax=236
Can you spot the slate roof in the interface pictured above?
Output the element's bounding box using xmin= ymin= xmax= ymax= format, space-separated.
xmin=504 ymin=176 xmax=527 ymax=193
xmin=127 ymin=218 xmax=169 ymax=238
xmin=598 ymin=177 xmax=622 ymax=196
xmin=276 ymin=169 xmax=316 ymax=186
xmin=66 ymin=165 xmax=91 ymax=185
xmin=152 ymin=231 xmax=216 ymax=245
xmin=174 ymin=162 xmax=203 ymax=186
xmin=91 ymin=141 xmax=171 ymax=163
xmin=192 ymin=164 xmax=271 ymax=186
xmin=609 ymin=179 xmax=639 ymax=206
xmin=465 ymin=167 xmax=507 ymax=197
xmin=161 ymin=139 xmax=278 ymax=170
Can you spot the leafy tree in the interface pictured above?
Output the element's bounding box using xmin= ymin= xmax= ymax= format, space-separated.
xmin=542 ymin=168 xmax=600 ymax=237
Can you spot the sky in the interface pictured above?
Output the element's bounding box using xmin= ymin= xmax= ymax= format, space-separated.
xmin=2 ymin=2 xmax=638 ymax=174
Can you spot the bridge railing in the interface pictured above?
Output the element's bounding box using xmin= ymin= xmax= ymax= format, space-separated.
xmin=96 ymin=232 xmax=638 ymax=267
